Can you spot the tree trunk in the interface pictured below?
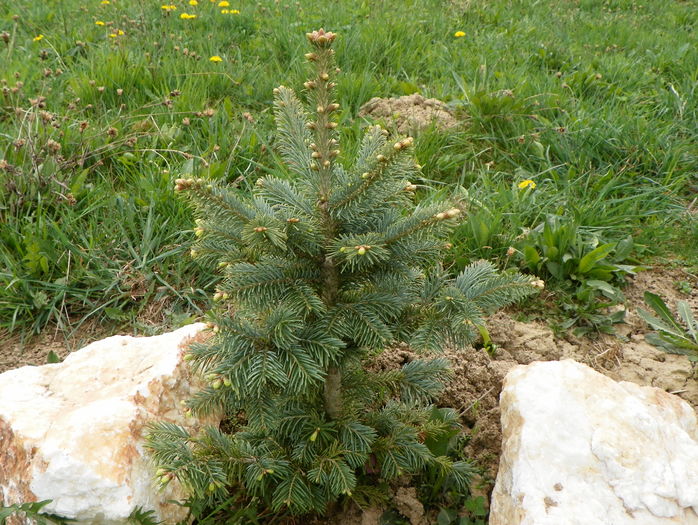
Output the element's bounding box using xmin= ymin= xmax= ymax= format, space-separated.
xmin=324 ymin=366 xmax=342 ymax=419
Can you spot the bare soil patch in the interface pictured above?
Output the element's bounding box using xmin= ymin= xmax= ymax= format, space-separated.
xmin=0 ymin=320 xmax=113 ymax=374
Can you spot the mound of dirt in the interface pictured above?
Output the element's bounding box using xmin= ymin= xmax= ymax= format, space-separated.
xmin=358 ymin=94 xmax=459 ymax=134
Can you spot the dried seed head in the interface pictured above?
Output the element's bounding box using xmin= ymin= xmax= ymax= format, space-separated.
xmin=46 ymin=139 xmax=61 ymax=154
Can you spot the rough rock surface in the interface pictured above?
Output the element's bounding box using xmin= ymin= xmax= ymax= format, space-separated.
xmin=490 ymin=360 xmax=698 ymax=525
xmin=0 ymin=323 xmax=212 ymax=524
xmin=358 ymin=93 xmax=458 ymax=134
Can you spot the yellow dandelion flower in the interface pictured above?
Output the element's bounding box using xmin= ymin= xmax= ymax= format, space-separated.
xmin=180 ymin=12 xmax=197 ymax=19
xmin=454 ymin=31 xmax=466 ymax=38
xmin=218 ymin=0 xmax=229 ymax=6
xmin=518 ymin=179 xmax=536 ymax=190
xmin=108 ymin=33 xmax=117 ymax=38
xmin=231 ymin=9 xmax=239 ymax=13
xmin=221 ymin=8 xmax=229 ymax=13
xmin=161 ymin=4 xmax=176 ymax=10
xmin=33 ymin=34 xmax=44 ymax=42
xmin=189 ymin=0 xmax=198 ymax=4
xmin=117 ymin=29 xmax=124 ymax=35
xmin=95 ymin=20 xmax=105 ymax=26
xmin=101 ymin=0 xmax=110 ymax=4
xmin=209 ymin=55 xmax=222 ymax=62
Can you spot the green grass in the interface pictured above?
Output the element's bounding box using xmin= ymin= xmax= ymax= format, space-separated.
xmin=1 ymin=0 xmax=696 ymax=334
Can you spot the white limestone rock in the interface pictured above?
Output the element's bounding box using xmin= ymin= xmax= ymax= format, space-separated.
xmin=490 ymin=359 xmax=698 ymax=525
xmin=0 ymin=323 xmax=214 ymax=524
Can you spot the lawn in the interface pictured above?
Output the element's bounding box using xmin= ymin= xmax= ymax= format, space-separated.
xmin=1 ymin=0 xmax=696 ymax=336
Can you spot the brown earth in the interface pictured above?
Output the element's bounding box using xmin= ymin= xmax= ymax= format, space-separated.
xmin=0 ymin=319 xmax=111 ymax=374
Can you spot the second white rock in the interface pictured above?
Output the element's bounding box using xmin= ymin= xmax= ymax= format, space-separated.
xmin=490 ymin=359 xmax=698 ymax=525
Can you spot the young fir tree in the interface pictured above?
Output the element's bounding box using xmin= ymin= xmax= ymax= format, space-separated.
xmin=146 ymin=29 xmax=536 ymax=516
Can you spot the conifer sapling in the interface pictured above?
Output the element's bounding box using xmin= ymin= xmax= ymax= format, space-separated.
xmin=147 ymin=29 xmax=537 ymax=516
